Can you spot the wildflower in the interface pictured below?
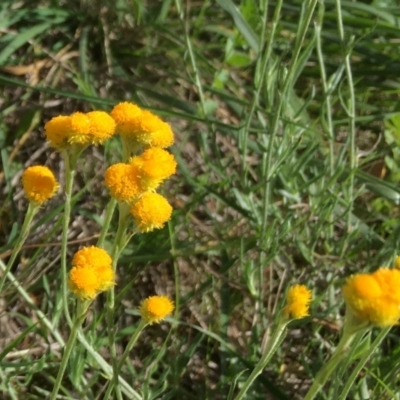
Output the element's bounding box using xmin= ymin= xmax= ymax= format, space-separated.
xmin=130 ymin=192 xmax=173 ymax=232
xmin=87 ymin=111 xmax=116 ymax=144
xmin=111 ymin=102 xmax=174 ymax=149
xmin=63 ymin=111 xmax=116 ymax=146
xmin=68 ymin=112 xmax=91 ymax=144
xmin=111 ymin=102 xmax=143 ymax=137
xmin=104 ymin=163 xmax=142 ymax=203
xmin=139 ymin=295 xmax=174 ymax=324
xmin=68 ymin=246 xmax=115 ymax=300
xmin=283 ymin=284 xmax=312 ymax=319
xmin=22 ymin=166 xmax=59 ymax=204
xmin=136 ymin=110 xmax=174 ymax=148
xmin=371 ymin=268 xmax=400 ymax=304
xmin=44 ymin=111 xmax=115 ymax=149
xmin=342 ymin=268 xmax=400 ymax=327
xmin=130 ymin=147 xmax=177 ymax=191
xmin=44 ymin=115 xmax=72 ymax=150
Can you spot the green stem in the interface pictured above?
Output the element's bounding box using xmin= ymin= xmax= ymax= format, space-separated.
xmin=58 ymin=151 xmax=76 ymax=326
xmin=97 ymin=135 xmax=137 ymax=249
xmin=315 ymin=2 xmax=334 ymax=175
xmin=0 ymin=202 xmax=38 ymax=294
xmin=76 ymin=331 xmax=142 ymax=399
xmin=240 ymin=0 xmax=274 ymax=179
xmin=119 ymin=319 xmax=147 ymax=368
xmin=103 ymin=319 xmax=148 ymax=399
xmin=0 ymin=367 xmax=18 ymax=400
xmin=50 ymin=300 xmax=88 ymax=400
xmin=97 ymin=198 xmax=117 ymax=248
xmin=112 ymin=203 xmax=131 ymax=260
xmin=106 ymin=289 xmax=122 ymax=400
xmin=174 ymin=0 xmax=206 ymax=118
xmin=304 ymin=329 xmax=358 ymax=400
xmin=338 ymin=327 xmax=391 ymax=400
xmin=106 ymin=202 xmax=131 ymax=400
xmin=335 ymin=0 xmax=357 ymax=244
xmin=234 ymin=320 xmax=288 ymax=400
xmin=315 ymin=2 xmax=341 ymax=249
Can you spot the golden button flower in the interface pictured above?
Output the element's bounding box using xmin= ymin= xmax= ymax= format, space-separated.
xmin=44 ymin=111 xmax=115 ymax=149
xmin=44 ymin=115 xmax=72 ymax=150
xmin=130 ymin=192 xmax=173 ymax=232
xmin=68 ymin=246 xmax=115 ymax=300
xmin=131 ymin=148 xmax=177 ymax=191
xmin=104 ymin=163 xmax=142 ymax=203
xmin=342 ymin=268 xmax=400 ymax=327
xmin=111 ymin=102 xmax=174 ymax=149
xmin=111 ymin=101 xmax=143 ymax=137
xmin=283 ymin=284 xmax=312 ymax=319
xmin=86 ymin=111 xmax=116 ymax=144
xmin=139 ymin=295 xmax=174 ymax=324
xmin=22 ymin=166 xmax=59 ymax=205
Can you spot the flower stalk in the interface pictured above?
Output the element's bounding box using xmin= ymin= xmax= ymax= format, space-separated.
xmin=234 ymin=284 xmax=311 ymax=400
xmin=1 ymin=165 xmax=59 ymax=294
xmin=106 ymin=203 xmax=131 ymax=400
xmin=50 ymin=300 xmax=89 ymax=400
xmin=0 ymin=202 xmax=38 ymax=294
xmin=234 ymin=319 xmax=289 ymax=400
xmin=338 ymin=327 xmax=391 ymax=400
xmin=304 ymin=308 xmax=369 ymax=400
xmin=103 ymin=319 xmax=148 ymax=399
xmin=304 ymin=331 xmax=355 ymax=400
xmin=97 ymin=198 xmax=117 ymax=248
xmin=59 ymin=151 xmax=77 ymax=325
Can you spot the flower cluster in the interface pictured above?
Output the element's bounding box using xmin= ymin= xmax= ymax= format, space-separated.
xmin=139 ymin=295 xmax=174 ymax=324
xmin=45 ymin=111 xmax=116 ymax=150
xmin=105 ymin=102 xmax=176 ymax=232
xmin=68 ymin=246 xmax=115 ymax=300
xmin=111 ymin=102 xmax=174 ymax=149
xmin=283 ymin=284 xmax=312 ymax=320
xmin=22 ymin=166 xmax=59 ymax=205
xmin=104 ymin=147 xmax=177 ymax=202
xmin=342 ymin=267 xmax=400 ymax=327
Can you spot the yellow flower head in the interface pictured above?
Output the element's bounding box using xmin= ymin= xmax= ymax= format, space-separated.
xmin=45 ymin=111 xmax=115 ymax=149
xmin=67 ymin=111 xmax=116 ymax=146
xmin=22 ymin=166 xmax=59 ymax=204
xmin=44 ymin=115 xmax=72 ymax=149
xmin=342 ymin=268 xmax=400 ymax=327
xmin=111 ymin=102 xmax=143 ymax=137
xmin=111 ymin=102 xmax=174 ymax=149
xmin=68 ymin=246 xmax=115 ymax=300
xmin=131 ymin=148 xmax=177 ymax=191
xmin=371 ymin=268 xmax=400 ymax=304
xmin=130 ymin=192 xmax=173 ymax=232
xmin=72 ymin=246 xmax=112 ymax=270
xmin=283 ymin=284 xmax=312 ymax=319
xmin=104 ymin=163 xmax=142 ymax=203
xmin=68 ymin=112 xmax=91 ymax=143
xmin=69 ymin=266 xmax=101 ymax=300
xmin=137 ymin=110 xmax=174 ymax=148
xmin=139 ymin=295 xmax=174 ymax=324
xmin=86 ymin=111 xmax=116 ymax=144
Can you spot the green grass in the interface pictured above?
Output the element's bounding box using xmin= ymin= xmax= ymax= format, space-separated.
xmin=1 ymin=0 xmax=400 ymax=399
